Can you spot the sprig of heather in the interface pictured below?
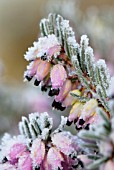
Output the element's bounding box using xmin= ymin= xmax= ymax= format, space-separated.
xmin=0 ymin=112 xmax=85 ymax=170
xmin=24 ymin=13 xmax=111 ymax=130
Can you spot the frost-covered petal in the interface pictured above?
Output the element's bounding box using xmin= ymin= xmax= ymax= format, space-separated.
xmin=9 ymin=143 xmax=26 ymax=160
xmin=55 ymin=79 xmax=72 ymax=102
xmin=51 ymin=64 xmax=67 ymax=89
xmin=24 ymin=59 xmax=41 ymax=80
xmin=47 ymin=147 xmax=64 ymax=170
xmin=31 ymin=138 xmax=45 ymax=166
xmin=18 ymin=152 xmax=32 ymax=170
xmin=100 ymin=160 xmax=114 ymax=170
xmin=37 ymin=34 xmax=61 ymax=60
xmin=35 ymin=60 xmax=51 ymax=81
xmin=80 ymin=99 xmax=98 ymax=121
xmin=68 ymin=102 xmax=83 ymax=122
xmin=52 ymin=132 xmax=75 ymax=156
xmin=47 ymin=45 xmax=61 ymax=60
xmin=0 ymin=163 xmax=17 ymax=170
xmin=62 ymin=89 xmax=81 ymax=107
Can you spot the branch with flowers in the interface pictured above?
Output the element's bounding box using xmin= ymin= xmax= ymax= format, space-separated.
xmin=0 ymin=13 xmax=114 ymax=170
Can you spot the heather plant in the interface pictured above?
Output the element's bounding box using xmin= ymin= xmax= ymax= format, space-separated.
xmin=0 ymin=14 xmax=113 ymax=170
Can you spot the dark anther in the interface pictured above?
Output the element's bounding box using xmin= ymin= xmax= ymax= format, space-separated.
xmin=72 ymin=164 xmax=78 ymax=169
xmin=34 ymin=79 xmax=40 ymax=86
xmin=85 ymin=124 xmax=90 ymax=130
xmin=52 ymin=100 xmax=66 ymax=111
xmin=2 ymin=157 xmax=8 ymax=163
xmin=74 ymin=118 xmax=78 ymax=124
xmin=72 ymin=155 xmax=77 ymax=160
xmin=41 ymin=53 xmax=47 ymax=61
xmin=52 ymin=100 xmax=57 ymax=108
xmin=75 ymin=125 xmax=82 ymax=131
xmin=79 ymin=119 xmax=85 ymax=126
xmin=25 ymin=75 xmax=33 ymax=81
xmin=48 ymin=88 xmax=60 ymax=96
xmin=41 ymin=85 xmax=48 ymax=92
xmin=78 ymin=160 xmax=84 ymax=168
xmin=66 ymin=120 xmax=73 ymax=126
xmin=35 ymin=166 xmax=40 ymax=170
xmin=59 ymin=104 xmax=66 ymax=111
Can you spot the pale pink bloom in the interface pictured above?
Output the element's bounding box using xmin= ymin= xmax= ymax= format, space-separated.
xmin=24 ymin=59 xmax=51 ymax=84
xmin=79 ymin=99 xmax=98 ymax=121
xmin=77 ymin=155 xmax=92 ymax=166
xmin=43 ymin=156 xmax=52 ymax=170
xmin=50 ymin=64 xmax=67 ymax=89
xmin=37 ymin=34 xmax=61 ymax=60
xmin=47 ymin=147 xmax=64 ymax=170
xmin=24 ymin=58 xmax=41 ymax=81
xmin=52 ymin=132 xmax=75 ymax=156
xmin=18 ymin=152 xmax=32 ymax=170
xmin=55 ymin=79 xmax=72 ymax=102
xmin=46 ymin=45 xmax=61 ymax=60
xmin=68 ymin=102 xmax=83 ymax=122
xmin=35 ymin=60 xmax=51 ymax=81
xmin=31 ymin=138 xmax=45 ymax=166
xmin=100 ymin=160 xmax=114 ymax=170
xmin=62 ymin=89 xmax=81 ymax=108
xmin=0 ymin=163 xmax=17 ymax=170
xmin=62 ymin=92 xmax=74 ymax=107
xmin=9 ymin=143 xmax=26 ymax=161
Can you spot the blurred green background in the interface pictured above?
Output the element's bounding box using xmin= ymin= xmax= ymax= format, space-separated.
xmin=0 ymin=0 xmax=114 ymax=136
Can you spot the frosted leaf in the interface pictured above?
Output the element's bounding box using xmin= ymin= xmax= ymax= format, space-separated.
xmin=80 ymin=35 xmax=89 ymax=48
xmin=28 ymin=112 xmax=40 ymax=122
xmin=96 ymin=59 xmax=110 ymax=90
xmin=67 ymin=36 xmax=76 ymax=46
xmin=85 ymin=47 xmax=94 ymax=61
xmin=38 ymin=112 xmax=53 ymax=130
xmin=41 ymin=128 xmax=50 ymax=140
xmin=61 ymin=19 xmax=70 ymax=30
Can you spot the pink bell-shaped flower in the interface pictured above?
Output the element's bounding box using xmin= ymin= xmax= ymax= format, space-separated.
xmin=18 ymin=152 xmax=32 ymax=170
xmin=52 ymin=132 xmax=75 ymax=156
xmin=35 ymin=60 xmax=51 ymax=82
xmin=31 ymin=138 xmax=45 ymax=166
xmin=9 ymin=143 xmax=26 ymax=161
xmin=47 ymin=147 xmax=64 ymax=170
xmin=50 ymin=64 xmax=67 ymax=89
xmin=24 ymin=58 xmax=41 ymax=81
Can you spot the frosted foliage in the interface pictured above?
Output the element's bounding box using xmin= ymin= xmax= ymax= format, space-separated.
xmin=80 ymin=35 xmax=89 ymax=48
xmin=97 ymin=59 xmax=110 ymax=90
xmin=85 ymin=47 xmax=94 ymax=61
xmin=38 ymin=112 xmax=53 ymax=130
xmin=61 ymin=20 xmax=70 ymax=30
xmin=67 ymin=36 xmax=77 ymax=46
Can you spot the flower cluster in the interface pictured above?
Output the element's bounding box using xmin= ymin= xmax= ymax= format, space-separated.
xmin=0 ymin=112 xmax=85 ymax=170
xmin=0 ymin=13 xmax=113 ymax=170
xmin=24 ymin=33 xmax=78 ymax=112
xmin=24 ymin=13 xmax=111 ymax=131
